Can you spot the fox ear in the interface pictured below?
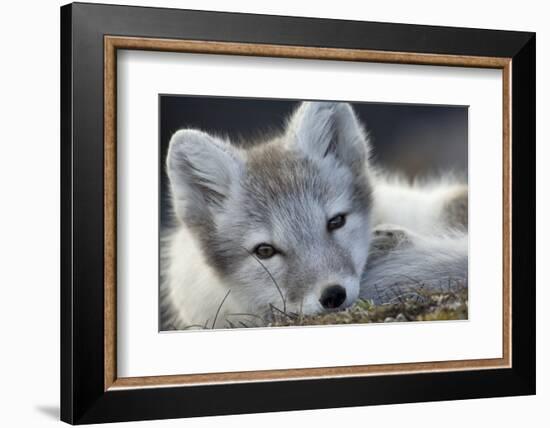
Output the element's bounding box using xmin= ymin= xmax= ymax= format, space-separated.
xmin=288 ymin=102 xmax=370 ymax=170
xmin=166 ymin=129 xmax=243 ymax=222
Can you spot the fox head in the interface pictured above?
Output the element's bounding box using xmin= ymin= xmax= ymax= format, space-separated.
xmin=166 ymin=102 xmax=373 ymax=318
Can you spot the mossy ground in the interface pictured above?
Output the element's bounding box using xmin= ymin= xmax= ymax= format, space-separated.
xmin=178 ymin=282 xmax=468 ymax=330
xmin=266 ymin=287 xmax=468 ymax=327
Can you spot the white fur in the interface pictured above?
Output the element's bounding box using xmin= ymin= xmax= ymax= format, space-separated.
xmin=371 ymin=174 xmax=466 ymax=234
xmin=161 ymin=227 xmax=245 ymax=329
xmin=358 ymin=174 xmax=468 ymax=303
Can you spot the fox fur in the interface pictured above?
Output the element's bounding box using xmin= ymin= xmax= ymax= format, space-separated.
xmin=161 ymin=101 xmax=468 ymax=330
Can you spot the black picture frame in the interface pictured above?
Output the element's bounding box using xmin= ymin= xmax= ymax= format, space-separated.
xmin=61 ymin=2 xmax=535 ymax=424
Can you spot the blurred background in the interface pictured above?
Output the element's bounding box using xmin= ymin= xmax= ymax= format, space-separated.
xmin=160 ymin=96 xmax=468 ymax=226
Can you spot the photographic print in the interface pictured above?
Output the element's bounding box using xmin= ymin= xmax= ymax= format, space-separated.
xmin=159 ymin=96 xmax=468 ymax=331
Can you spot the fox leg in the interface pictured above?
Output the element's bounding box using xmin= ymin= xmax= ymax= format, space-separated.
xmin=368 ymin=223 xmax=413 ymax=261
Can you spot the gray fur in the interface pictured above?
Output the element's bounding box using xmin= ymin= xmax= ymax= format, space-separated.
xmin=361 ymin=225 xmax=468 ymax=304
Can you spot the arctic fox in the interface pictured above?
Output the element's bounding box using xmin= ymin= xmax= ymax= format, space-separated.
xmin=161 ymin=101 xmax=467 ymax=330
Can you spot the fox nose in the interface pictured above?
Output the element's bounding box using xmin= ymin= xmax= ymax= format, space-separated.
xmin=320 ymin=285 xmax=347 ymax=309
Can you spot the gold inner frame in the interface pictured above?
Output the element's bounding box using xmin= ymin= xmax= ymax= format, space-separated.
xmin=104 ymin=35 xmax=512 ymax=391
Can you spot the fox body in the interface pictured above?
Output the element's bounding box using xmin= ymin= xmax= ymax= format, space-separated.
xmin=161 ymin=102 xmax=467 ymax=330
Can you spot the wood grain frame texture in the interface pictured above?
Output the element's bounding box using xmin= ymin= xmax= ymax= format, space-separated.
xmin=104 ymin=36 xmax=512 ymax=391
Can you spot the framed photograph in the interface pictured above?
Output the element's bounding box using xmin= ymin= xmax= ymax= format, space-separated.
xmin=60 ymin=2 xmax=535 ymax=424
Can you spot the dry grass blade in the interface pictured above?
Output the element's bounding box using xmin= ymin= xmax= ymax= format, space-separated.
xmin=211 ymin=289 xmax=231 ymax=329
xmin=269 ymin=303 xmax=295 ymax=319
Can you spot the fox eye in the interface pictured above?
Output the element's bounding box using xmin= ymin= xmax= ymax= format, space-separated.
xmin=253 ymin=243 xmax=277 ymax=259
xmin=327 ymin=214 xmax=346 ymax=231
